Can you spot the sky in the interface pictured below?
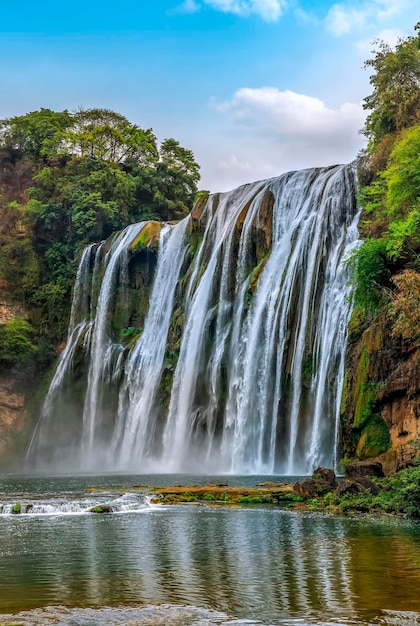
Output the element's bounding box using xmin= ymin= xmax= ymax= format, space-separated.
xmin=0 ymin=1 xmax=418 ymax=191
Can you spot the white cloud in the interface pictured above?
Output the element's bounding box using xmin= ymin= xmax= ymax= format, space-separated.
xmin=325 ymin=5 xmax=366 ymax=36
xmin=215 ymin=87 xmax=365 ymax=139
xmin=325 ymin=0 xmax=413 ymax=37
xmin=177 ymin=0 xmax=286 ymax=21
xmin=198 ymin=87 xmax=367 ymax=191
xmin=177 ymin=0 xmax=201 ymax=13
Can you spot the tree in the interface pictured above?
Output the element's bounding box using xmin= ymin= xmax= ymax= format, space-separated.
xmin=153 ymin=139 xmax=200 ymax=220
xmin=0 ymin=109 xmax=73 ymax=160
xmin=58 ymin=108 xmax=159 ymax=165
xmin=0 ymin=107 xmax=202 ymax=344
xmin=363 ymin=24 xmax=420 ymax=147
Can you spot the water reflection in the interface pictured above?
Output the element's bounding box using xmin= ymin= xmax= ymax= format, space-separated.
xmin=1 ymin=506 xmax=420 ymax=624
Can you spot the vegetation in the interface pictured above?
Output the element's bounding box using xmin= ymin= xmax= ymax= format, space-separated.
xmin=333 ymin=464 xmax=420 ymax=519
xmin=353 ymin=23 xmax=420 ymax=332
xmin=0 ymin=316 xmax=37 ymax=366
xmin=0 ymin=107 xmax=200 ymax=368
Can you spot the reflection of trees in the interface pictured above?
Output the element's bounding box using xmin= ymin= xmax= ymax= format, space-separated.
xmin=3 ymin=509 xmax=420 ymax=621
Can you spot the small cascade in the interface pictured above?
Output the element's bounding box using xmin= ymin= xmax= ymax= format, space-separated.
xmin=0 ymin=492 xmax=152 ymax=516
xmin=28 ymin=165 xmax=359 ymax=474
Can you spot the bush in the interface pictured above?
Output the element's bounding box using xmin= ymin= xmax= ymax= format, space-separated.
xmin=350 ymin=239 xmax=390 ymax=314
xmin=0 ymin=316 xmax=37 ymax=365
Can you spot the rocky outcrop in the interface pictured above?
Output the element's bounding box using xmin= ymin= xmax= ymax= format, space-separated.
xmin=335 ymin=476 xmax=381 ymax=497
xmin=0 ymin=301 xmax=27 ymax=325
xmin=0 ymin=374 xmax=27 ymax=467
xmin=293 ymin=467 xmax=337 ymax=499
xmin=345 ymin=461 xmax=384 ymax=479
xmin=343 ymin=311 xmax=420 ymax=473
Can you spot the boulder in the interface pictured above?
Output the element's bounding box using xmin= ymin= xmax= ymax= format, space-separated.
xmin=345 ymin=461 xmax=384 ymax=479
xmin=293 ymin=478 xmax=319 ymax=499
xmin=334 ymin=475 xmax=381 ymax=497
xmin=90 ymin=505 xmax=113 ymax=514
xmin=334 ymin=480 xmax=366 ymax=497
xmin=293 ymin=467 xmax=337 ymax=499
xmin=313 ymin=467 xmax=337 ymax=489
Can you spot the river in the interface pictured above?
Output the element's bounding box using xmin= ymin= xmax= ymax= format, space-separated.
xmin=1 ymin=474 xmax=420 ymax=625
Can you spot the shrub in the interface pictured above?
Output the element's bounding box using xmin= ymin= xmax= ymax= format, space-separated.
xmin=0 ymin=316 xmax=37 ymax=365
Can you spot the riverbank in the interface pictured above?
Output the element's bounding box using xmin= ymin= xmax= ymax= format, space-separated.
xmin=138 ymin=461 xmax=420 ymax=519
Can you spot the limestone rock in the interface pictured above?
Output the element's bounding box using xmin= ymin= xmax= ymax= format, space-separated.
xmin=345 ymin=461 xmax=384 ymax=479
xmin=293 ymin=467 xmax=337 ymax=499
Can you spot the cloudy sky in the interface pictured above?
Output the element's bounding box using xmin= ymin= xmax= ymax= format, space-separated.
xmin=0 ymin=1 xmax=418 ymax=191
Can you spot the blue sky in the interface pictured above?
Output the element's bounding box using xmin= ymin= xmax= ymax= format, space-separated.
xmin=0 ymin=1 xmax=418 ymax=191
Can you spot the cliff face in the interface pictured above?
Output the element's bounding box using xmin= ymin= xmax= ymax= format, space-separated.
xmin=0 ymin=374 xmax=27 ymax=467
xmin=1 ymin=165 xmax=418 ymax=474
xmin=343 ymin=312 xmax=420 ymax=474
xmin=0 ymin=300 xmax=31 ymax=468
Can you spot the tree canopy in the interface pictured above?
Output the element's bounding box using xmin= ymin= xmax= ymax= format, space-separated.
xmin=353 ymin=23 xmax=420 ymax=343
xmin=0 ymin=107 xmax=201 ymax=347
xmin=363 ymin=23 xmax=420 ymax=147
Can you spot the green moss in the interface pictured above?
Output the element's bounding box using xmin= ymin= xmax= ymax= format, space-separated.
xmin=129 ymin=221 xmax=162 ymax=252
xmin=356 ymin=414 xmax=390 ymax=458
xmin=248 ymin=253 xmax=268 ymax=292
xmin=180 ymin=492 xmax=198 ymax=502
xmin=12 ymin=504 xmax=21 ymax=514
xmin=238 ymin=495 xmax=263 ymax=504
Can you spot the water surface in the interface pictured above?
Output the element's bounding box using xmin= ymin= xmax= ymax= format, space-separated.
xmin=1 ymin=475 xmax=420 ymax=625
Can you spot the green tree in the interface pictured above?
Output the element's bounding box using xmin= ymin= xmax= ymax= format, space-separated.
xmin=59 ymin=108 xmax=159 ymax=165
xmin=0 ymin=108 xmax=73 ymax=160
xmin=0 ymin=107 xmax=201 ymax=348
xmin=152 ymin=139 xmax=200 ymax=220
xmin=363 ymin=24 xmax=420 ymax=147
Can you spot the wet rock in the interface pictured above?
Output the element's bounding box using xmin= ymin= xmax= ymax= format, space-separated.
xmin=293 ymin=467 xmax=337 ymax=499
xmin=313 ymin=467 xmax=337 ymax=489
xmin=90 ymin=505 xmax=113 ymax=514
xmin=345 ymin=461 xmax=384 ymax=479
xmin=335 ymin=475 xmax=381 ymax=497
xmin=334 ymin=480 xmax=366 ymax=497
xmin=354 ymin=475 xmax=381 ymax=495
xmin=293 ymin=478 xmax=318 ymax=499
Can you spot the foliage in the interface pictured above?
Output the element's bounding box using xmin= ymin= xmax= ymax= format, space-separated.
xmin=0 ymin=316 xmax=37 ymax=365
xmin=0 ymin=107 xmax=200 ymax=356
xmin=349 ymin=239 xmax=390 ymax=313
xmin=334 ymin=463 xmax=420 ymax=519
xmin=354 ymin=24 xmax=420 ymax=321
xmin=363 ymin=24 xmax=420 ymax=147
xmin=389 ymin=270 xmax=420 ymax=342
xmin=386 ymin=125 xmax=420 ymax=216
xmin=238 ymin=495 xmax=263 ymax=504
xmin=0 ymin=108 xmax=73 ymax=160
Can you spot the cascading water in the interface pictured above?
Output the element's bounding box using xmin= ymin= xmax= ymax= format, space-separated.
xmin=28 ymin=164 xmax=359 ymax=474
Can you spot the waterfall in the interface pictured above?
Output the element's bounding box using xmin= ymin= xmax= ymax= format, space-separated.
xmin=28 ymin=164 xmax=359 ymax=474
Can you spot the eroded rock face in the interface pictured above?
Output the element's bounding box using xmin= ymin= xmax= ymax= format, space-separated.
xmin=0 ymin=374 xmax=27 ymax=466
xmin=0 ymin=301 xmax=26 ymax=324
xmin=343 ymin=312 xmax=420 ymax=473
